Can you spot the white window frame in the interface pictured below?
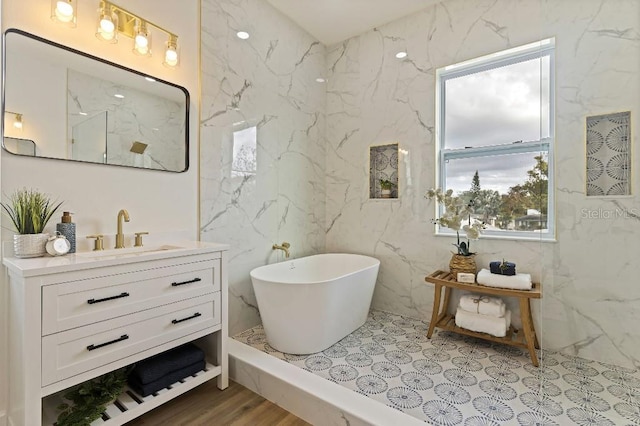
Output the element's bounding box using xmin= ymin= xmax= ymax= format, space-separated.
xmin=435 ymin=39 xmax=556 ymax=241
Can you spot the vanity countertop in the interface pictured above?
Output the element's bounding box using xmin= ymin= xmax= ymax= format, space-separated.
xmin=3 ymin=240 xmax=229 ymax=277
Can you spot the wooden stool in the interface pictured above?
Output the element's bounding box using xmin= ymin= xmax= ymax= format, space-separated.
xmin=425 ymin=270 xmax=542 ymax=366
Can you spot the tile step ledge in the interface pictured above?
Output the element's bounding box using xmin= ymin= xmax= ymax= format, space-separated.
xmin=229 ymin=339 xmax=424 ymax=426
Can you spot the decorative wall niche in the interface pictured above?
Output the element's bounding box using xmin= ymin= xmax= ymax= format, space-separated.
xmin=586 ymin=111 xmax=631 ymax=196
xmin=369 ymin=143 xmax=398 ymax=199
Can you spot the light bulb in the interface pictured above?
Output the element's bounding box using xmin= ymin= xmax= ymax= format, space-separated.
xmin=55 ymin=1 xmax=74 ymax=22
xmin=163 ymin=36 xmax=179 ymax=67
xmin=395 ymin=51 xmax=408 ymax=59
xmin=164 ymin=48 xmax=178 ymax=66
xmin=236 ymin=31 xmax=250 ymax=40
xmin=51 ymin=0 xmax=76 ymax=26
xmin=133 ymin=20 xmax=151 ymax=56
xmin=100 ymin=17 xmax=115 ymax=34
xmin=96 ymin=4 xmax=117 ymax=43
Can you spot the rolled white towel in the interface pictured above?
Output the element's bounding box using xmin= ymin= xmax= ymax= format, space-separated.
xmin=459 ymin=294 xmax=506 ymax=317
xmin=455 ymin=307 xmax=512 ymax=338
xmin=477 ymin=268 xmax=532 ymax=290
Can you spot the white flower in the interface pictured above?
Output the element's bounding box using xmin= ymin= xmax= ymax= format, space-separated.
xmin=425 ymin=187 xmax=485 ymax=254
xmin=463 ymin=225 xmax=480 ymax=240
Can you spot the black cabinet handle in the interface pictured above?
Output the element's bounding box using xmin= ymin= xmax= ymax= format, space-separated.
xmin=87 ymin=292 xmax=130 ymax=304
xmin=172 ymin=312 xmax=202 ymax=324
xmin=171 ymin=278 xmax=202 ymax=287
xmin=87 ymin=334 xmax=129 ymax=351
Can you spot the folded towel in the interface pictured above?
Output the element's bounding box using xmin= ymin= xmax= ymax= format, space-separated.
xmin=476 ymin=268 xmax=532 ymax=290
xmin=459 ymin=294 xmax=506 ymax=317
xmin=455 ymin=307 xmax=511 ymax=338
xmin=129 ymin=359 xmax=206 ymax=397
xmin=129 ymin=343 xmax=205 ymax=385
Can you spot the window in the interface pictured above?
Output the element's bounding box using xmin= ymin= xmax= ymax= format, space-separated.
xmin=436 ymin=39 xmax=555 ymax=240
xmin=232 ymin=125 xmax=257 ymax=177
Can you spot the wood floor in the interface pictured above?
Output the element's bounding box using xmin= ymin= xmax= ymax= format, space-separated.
xmin=126 ymin=380 xmax=310 ymax=426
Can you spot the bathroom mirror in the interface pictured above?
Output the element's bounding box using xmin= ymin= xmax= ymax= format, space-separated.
xmin=2 ymin=29 xmax=189 ymax=172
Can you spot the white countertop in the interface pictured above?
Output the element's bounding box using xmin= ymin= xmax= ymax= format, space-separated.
xmin=2 ymin=240 xmax=229 ymax=277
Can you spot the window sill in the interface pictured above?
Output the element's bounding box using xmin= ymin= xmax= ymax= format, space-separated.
xmin=434 ymin=231 xmax=557 ymax=243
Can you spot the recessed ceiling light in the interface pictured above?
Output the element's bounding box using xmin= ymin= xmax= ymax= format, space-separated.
xmin=236 ymin=31 xmax=250 ymax=40
xmin=79 ymin=112 xmax=88 ymax=116
xmin=145 ymin=76 xmax=156 ymax=82
xmin=395 ymin=51 xmax=408 ymax=59
xmin=315 ymin=77 xmax=326 ymax=83
xmin=114 ymin=94 xmax=125 ymax=99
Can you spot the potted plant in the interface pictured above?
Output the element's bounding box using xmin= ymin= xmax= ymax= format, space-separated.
xmin=379 ymin=179 xmax=395 ymax=198
xmin=1 ymin=188 xmax=63 ymax=258
xmin=425 ymin=188 xmax=485 ymax=276
xmin=57 ymin=367 xmax=129 ymax=426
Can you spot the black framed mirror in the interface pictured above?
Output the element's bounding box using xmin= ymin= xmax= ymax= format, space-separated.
xmin=2 ymin=29 xmax=189 ymax=172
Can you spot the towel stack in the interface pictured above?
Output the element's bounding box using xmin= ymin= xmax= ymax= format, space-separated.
xmin=128 ymin=343 xmax=206 ymax=397
xmin=455 ymin=294 xmax=511 ymax=337
xmin=477 ymin=268 xmax=533 ymax=290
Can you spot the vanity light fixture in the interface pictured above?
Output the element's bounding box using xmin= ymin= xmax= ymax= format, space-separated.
xmin=236 ymin=31 xmax=250 ymax=40
xmin=395 ymin=51 xmax=408 ymax=59
xmin=5 ymin=111 xmax=24 ymax=130
xmin=89 ymin=0 xmax=180 ymax=68
xmin=51 ymin=0 xmax=77 ymax=27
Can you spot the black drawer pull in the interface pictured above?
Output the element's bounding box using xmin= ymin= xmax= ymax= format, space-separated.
xmin=172 ymin=312 xmax=202 ymax=324
xmin=87 ymin=334 xmax=129 ymax=351
xmin=87 ymin=292 xmax=130 ymax=304
xmin=172 ymin=277 xmax=202 ymax=287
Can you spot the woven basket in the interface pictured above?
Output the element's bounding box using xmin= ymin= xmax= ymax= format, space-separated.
xmin=449 ymin=254 xmax=477 ymax=277
xmin=13 ymin=233 xmax=49 ymax=258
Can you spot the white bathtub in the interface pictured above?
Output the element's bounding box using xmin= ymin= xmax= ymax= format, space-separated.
xmin=250 ymin=253 xmax=380 ymax=354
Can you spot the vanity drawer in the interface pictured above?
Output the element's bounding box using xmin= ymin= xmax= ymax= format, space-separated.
xmin=42 ymin=292 xmax=221 ymax=386
xmin=42 ymin=259 xmax=220 ymax=335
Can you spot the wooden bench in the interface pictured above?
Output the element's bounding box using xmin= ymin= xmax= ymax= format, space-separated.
xmin=425 ymin=270 xmax=542 ymax=366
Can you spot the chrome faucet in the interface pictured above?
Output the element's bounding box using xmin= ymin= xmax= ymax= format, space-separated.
xmin=115 ymin=209 xmax=130 ymax=249
xmin=272 ymin=242 xmax=290 ymax=258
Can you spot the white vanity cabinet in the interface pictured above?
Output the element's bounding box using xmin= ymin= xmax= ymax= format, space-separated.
xmin=3 ymin=241 xmax=229 ymax=426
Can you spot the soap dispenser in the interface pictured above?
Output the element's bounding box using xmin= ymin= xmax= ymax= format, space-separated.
xmin=56 ymin=212 xmax=76 ymax=253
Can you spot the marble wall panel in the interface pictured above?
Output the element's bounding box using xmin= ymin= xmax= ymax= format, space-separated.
xmin=200 ymin=0 xmax=326 ymax=335
xmin=325 ymin=0 xmax=639 ymax=368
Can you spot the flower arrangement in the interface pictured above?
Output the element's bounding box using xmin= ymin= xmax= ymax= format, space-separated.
xmin=425 ymin=188 xmax=484 ymax=256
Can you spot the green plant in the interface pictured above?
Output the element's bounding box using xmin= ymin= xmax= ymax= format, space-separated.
xmin=379 ymin=179 xmax=394 ymax=190
xmin=0 ymin=188 xmax=62 ymax=234
xmin=57 ymin=367 xmax=130 ymax=426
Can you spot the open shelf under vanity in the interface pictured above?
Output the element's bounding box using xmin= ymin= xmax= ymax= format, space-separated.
xmin=42 ymin=363 xmax=221 ymax=426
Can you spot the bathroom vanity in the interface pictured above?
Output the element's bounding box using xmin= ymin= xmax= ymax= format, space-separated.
xmin=3 ymin=241 xmax=228 ymax=426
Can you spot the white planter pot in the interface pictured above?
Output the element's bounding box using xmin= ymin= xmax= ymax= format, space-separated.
xmin=381 ymin=189 xmax=391 ymax=198
xmin=14 ymin=233 xmax=49 ymax=258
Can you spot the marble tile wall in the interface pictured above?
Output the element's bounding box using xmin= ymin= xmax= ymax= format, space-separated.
xmin=200 ymin=0 xmax=327 ymax=335
xmin=68 ymin=70 xmax=185 ymax=171
xmin=201 ymin=0 xmax=638 ymax=369
xmin=324 ymin=0 xmax=639 ymax=369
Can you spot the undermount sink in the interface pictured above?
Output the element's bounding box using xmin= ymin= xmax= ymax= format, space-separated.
xmin=76 ymin=244 xmax=185 ymax=259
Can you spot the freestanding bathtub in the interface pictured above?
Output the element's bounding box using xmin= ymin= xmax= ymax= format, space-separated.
xmin=250 ymin=253 xmax=380 ymax=354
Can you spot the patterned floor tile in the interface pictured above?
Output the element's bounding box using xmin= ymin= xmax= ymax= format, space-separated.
xmin=234 ymin=310 xmax=640 ymax=425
